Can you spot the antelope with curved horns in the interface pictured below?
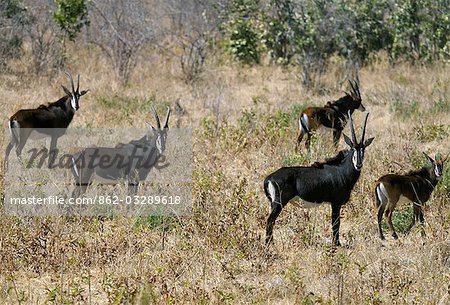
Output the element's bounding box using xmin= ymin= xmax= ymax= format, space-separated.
xmin=375 ymin=152 xmax=448 ymax=240
xmin=265 ymin=111 xmax=374 ymax=246
xmin=4 ymin=72 xmax=89 ymax=167
xmin=295 ymin=80 xmax=365 ymax=152
xmin=70 ymin=105 xmax=171 ymax=197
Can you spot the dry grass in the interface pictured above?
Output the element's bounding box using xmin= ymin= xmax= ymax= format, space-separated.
xmin=0 ymin=47 xmax=449 ymax=304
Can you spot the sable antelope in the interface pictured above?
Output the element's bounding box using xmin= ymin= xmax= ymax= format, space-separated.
xmin=295 ymin=80 xmax=365 ymax=151
xmin=70 ymin=105 xmax=171 ymax=197
xmin=5 ymin=72 xmax=89 ymax=167
xmin=265 ymin=112 xmax=374 ymax=246
xmin=375 ymin=153 xmax=448 ymax=240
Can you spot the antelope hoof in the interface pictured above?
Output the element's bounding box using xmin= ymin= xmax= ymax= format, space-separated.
xmin=392 ymin=232 xmax=398 ymax=240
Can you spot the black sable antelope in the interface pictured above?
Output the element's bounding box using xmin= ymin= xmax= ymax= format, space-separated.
xmin=375 ymin=153 xmax=448 ymax=240
xmin=295 ymin=80 xmax=365 ymax=151
xmin=70 ymin=105 xmax=171 ymax=197
xmin=265 ymin=112 xmax=374 ymax=246
xmin=5 ymin=72 xmax=89 ymax=167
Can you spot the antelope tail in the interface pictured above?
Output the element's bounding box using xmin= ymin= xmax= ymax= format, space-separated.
xmin=374 ymin=184 xmax=381 ymax=210
xmin=299 ymin=114 xmax=310 ymax=136
xmin=374 ymin=182 xmax=388 ymax=211
xmin=9 ymin=119 xmax=20 ymax=145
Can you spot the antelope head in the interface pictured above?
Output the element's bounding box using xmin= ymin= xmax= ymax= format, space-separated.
xmin=345 ymin=80 xmax=365 ymax=112
xmin=423 ymin=152 xmax=449 ymax=179
xmin=148 ymin=105 xmax=171 ymax=154
xmin=61 ymin=72 xmax=89 ymax=111
xmin=343 ymin=111 xmax=374 ymax=171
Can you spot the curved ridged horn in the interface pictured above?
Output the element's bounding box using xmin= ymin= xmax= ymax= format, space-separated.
xmin=164 ymin=107 xmax=171 ymax=128
xmin=151 ymin=104 xmax=161 ymax=129
xmin=349 ymin=80 xmax=356 ymax=97
xmin=361 ymin=113 xmax=369 ymax=143
xmin=355 ymin=80 xmax=361 ymax=99
xmin=76 ymin=74 xmax=80 ymax=93
xmin=349 ymin=80 xmax=361 ymax=100
xmin=348 ymin=110 xmax=357 ymax=144
xmin=65 ymin=71 xmax=75 ymax=94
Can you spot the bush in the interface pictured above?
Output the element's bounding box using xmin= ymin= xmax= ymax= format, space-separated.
xmin=53 ymin=0 xmax=89 ymax=42
xmin=414 ymin=124 xmax=449 ymax=142
xmin=220 ymin=0 xmax=264 ymax=65
xmin=382 ymin=206 xmax=413 ymax=234
xmin=0 ymin=0 xmax=27 ymax=70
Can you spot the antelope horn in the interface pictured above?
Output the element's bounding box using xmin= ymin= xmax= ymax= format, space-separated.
xmin=348 ymin=110 xmax=357 ymax=144
xmin=361 ymin=113 xmax=369 ymax=143
xmin=65 ymin=71 xmax=75 ymax=94
xmin=444 ymin=152 xmax=450 ymax=163
xmin=151 ymin=104 xmax=161 ymax=129
xmin=76 ymin=74 xmax=80 ymax=93
xmin=355 ymin=80 xmax=361 ymax=99
xmin=164 ymin=107 xmax=171 ymax=128
xmin=423 ymin=152 xmax=434 ymax=162
xmin=349 ymin=80 xmax=356 ymax=97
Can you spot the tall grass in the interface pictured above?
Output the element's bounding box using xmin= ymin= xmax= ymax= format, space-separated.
xmin=0 ymin=51 xmax=449 ymax=304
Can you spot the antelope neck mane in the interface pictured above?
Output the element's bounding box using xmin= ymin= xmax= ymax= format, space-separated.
xmin=405 ymin=166 xmax=431 ymax=177
xmin=326 ymin=94 xmax=353 ymax=109
xmin=38 ymin=95 xmax=71 ymax=109
xmin=312 ymin=150 xmax=350 ymax=168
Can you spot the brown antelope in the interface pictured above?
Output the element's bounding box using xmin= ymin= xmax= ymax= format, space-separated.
xmin=295 ymin=80 xmax=365 ymax=151
xmin=5 ymin=72 xmax=88 ymax=167
xmin=375 ymin=153 xmax=448 ymax=240
xmin=265 ymin=112 xmax=374 ymax=246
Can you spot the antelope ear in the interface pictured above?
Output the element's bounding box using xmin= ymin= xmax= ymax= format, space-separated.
xmin=364 ymin=137 xmax=374 ymax=147
xmin=61 ymin=85 xmax=71 ymax=96
xmin=343 ymin=134 xmax=353 ymax=147
xmin=443 ymin=153 xmax=450 ymax=163
xmin=422 ymin=152 xmax=434 ymax=163
xmin=146 ymin=122 xmax=156 ymax=131
xmin=80 ymin=89 xmax=89 ymax=96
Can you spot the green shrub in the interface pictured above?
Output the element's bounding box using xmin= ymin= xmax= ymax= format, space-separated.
xmin=237 ymin=109 xmax=257 ymax=132
xmin=133 ymin=215 xmax=178 ymax=231
xmin=265 ymin=110 xmax=291 ymax=140
xmin=432 ymin=99 xmax=450 ymax=114
xmin=409 ymin=151 xmax=427 ymax=168
xmin=99 ymin=95 xmax=152 ymax=118
xmin=200 ymin=117 xmax=217 ymax=138
xmin=382 ymin=206 xmax=413 ymax=234
xmin=414 ymin=124 xmax=449 ymax=142
xmin=53 ymin=0 xmax=89 ymax=41
xmin=283 ymin=153 xmax=309 ymax=166
xmin=436 ymin=166 xmax=450 ymax=195
xmin=229 ymin=21 xmax=261 ymax=64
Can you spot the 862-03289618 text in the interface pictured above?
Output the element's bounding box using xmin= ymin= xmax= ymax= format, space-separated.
xmin=8 ymin=195 xmax=183 ymax=205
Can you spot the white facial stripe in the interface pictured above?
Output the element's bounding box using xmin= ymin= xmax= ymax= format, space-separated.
xmin=352 ymin=150 xmax=362 ymax=171
xmin=71 ymin=97 xmax=77 ymax=110
xmin=434 ymin=164 xmax=441 ymax=177
xmin=156 ymin=135 xmax=162 ymax=153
